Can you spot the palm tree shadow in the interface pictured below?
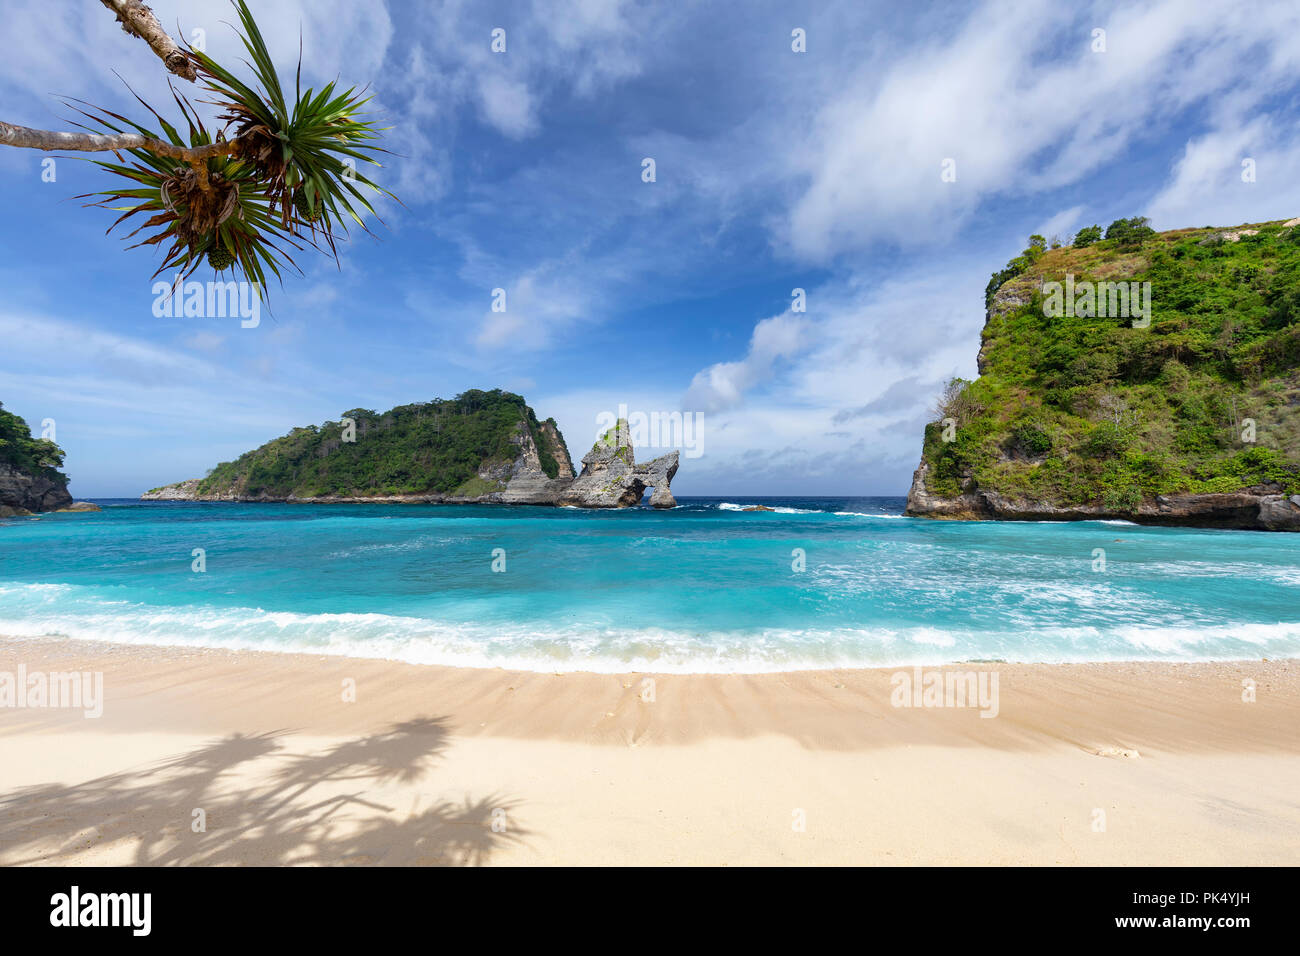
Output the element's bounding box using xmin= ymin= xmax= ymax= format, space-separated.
xmin=0 ymin=717 xmax=529 ymax=866
xmin=327 ymin=794 xmax=531 ymax=866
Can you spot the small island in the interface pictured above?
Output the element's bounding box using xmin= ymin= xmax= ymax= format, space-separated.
xmin=143 ymin=389 xmax=680 ymax=509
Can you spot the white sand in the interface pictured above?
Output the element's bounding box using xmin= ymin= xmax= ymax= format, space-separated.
xmin=0 ymin=638 xmax=1295 ymax=865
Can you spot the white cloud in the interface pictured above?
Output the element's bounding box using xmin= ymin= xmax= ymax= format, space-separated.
xmin=0 ymin=0 xmax=393 ymax=123
xmin=474 ymin=268 xmax=592 ymax=352
xmin=678 ymin=258 xmax=992 ymax=491
xmin=1146 ymin=117 xmax=1300 ymax=228
xmin=1035 ymin=206 xmax=1085 ymax=246
xmin=683 ymin=313 xmax=806 ymax=413
xmin=477 ymin=73 xmax=539 ymax=139
xmin=778 ymin=0 xmax=1300 ymax=260
xmin=670 ymin=0 xmax=1300 ymax=490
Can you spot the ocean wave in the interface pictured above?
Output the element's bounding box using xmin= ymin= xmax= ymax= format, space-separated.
xmin=717 ymin=502 xmax=818 ymax=514
xmin=712 ymin=502 xmax=904 ymax=518
xmin=325 ymin=535 xmax=468 ymax=559
xmin=0 ymin=581 xmax=1296 ymax=674
xmin=715 ymin=502 xmax=887 ymax=516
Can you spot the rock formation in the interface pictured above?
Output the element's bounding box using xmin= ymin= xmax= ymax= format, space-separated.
xmin=559 ymin=420 xmax=679 ymax=509
xmin=906 ymin=460 xmax=1300 ymax=530
xmin=0 ymin=461 xmax=72 ymax=517
xmin=0 ymin=403 xmax=73 ymax=517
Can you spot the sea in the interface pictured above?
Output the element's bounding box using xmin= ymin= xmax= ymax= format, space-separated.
xmin=1 ymin=496 xmax=1298 ymax=673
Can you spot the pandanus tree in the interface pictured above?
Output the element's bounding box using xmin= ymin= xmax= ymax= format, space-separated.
xmin=0 ymin=0 xmax=393 ymax=293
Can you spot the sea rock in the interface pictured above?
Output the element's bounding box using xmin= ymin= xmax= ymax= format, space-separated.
xmin=742 ymin=505 xmax=776 ymax=512
xmin=640 ymin=452 xmax=680 ymax=509
xmin=0 ymin=461 xmax=72 ymax=514
xmin=558 ymin=420 xmax=679 ymax=508
xmin=56 ymin=501 xmax=101 ymax=512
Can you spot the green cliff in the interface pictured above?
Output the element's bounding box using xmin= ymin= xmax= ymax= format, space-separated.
xmin=907 ymin=217 xmax=1300 ymax=530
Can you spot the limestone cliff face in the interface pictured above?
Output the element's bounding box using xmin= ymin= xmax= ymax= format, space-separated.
xmin=495 ymin=420 xmax=577 ymax=504
xmin=539 ymin=420 xmax=574 ymax=479
xmin=0 ymin=461 xmax=73 ymax=517
xmin=143 ymin=413 xmax=679 ymax=509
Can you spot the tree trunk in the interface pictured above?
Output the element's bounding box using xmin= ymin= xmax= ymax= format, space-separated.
xmin=0 ymin=122 xmax=239 ymax=161
xmin=98 ymin=0 xmax=197 ymax=82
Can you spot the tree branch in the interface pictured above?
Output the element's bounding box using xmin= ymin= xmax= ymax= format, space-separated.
xmin=0 ymin=121 xmax=239 ymax=161
xmin=99 ymin=0 xmax=197 ymax=82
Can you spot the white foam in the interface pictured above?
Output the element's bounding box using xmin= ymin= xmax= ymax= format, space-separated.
xmin=1 ymin=581 xmax=1296 ymax=674
xmin=716 ymin=502 xmax=829 ymax=515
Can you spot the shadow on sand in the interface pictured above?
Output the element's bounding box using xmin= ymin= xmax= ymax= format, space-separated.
xmin=0 ymin=717 xmax=529 ymax=866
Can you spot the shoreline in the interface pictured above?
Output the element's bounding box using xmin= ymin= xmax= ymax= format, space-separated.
xmin=3 ymin=634 xmax=1295 ymax=744
xmin=1 ymin=636 xmax=1297 ymax=864
xmin=0 ymin=626 xmax=1293 ymax=676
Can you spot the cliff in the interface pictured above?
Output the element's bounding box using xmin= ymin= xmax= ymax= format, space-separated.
xmin=142 ymin=392 xmax=680 ymax=509
xmin=906 ymin=218 xmax=1300 ymax=531
xmin=0 ymin=403 xmax=72 ymax=517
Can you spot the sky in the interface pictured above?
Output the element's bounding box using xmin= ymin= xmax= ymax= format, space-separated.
xmin=3 ymin=0 xmax=1300 ymax=498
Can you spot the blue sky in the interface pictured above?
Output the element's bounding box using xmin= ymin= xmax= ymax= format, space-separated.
xmin=3 ymin=0 xmax=1300 ymax=498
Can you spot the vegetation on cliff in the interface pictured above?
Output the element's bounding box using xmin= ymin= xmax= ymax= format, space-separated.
xmin=0 ymin=402 xmax=66 ymax=484
xmin=924 ymin=218 xmax=1300 ymax=509
xmin=183 ymin=390 xmax=571 ymax=498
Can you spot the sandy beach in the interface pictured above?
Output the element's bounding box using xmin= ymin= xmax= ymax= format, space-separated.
xmin=0 ymin=636 xmax=1296 ymax=866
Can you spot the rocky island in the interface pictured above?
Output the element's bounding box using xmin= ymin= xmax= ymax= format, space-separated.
xmin=142 ymin=389 xmax=680 ymax=509
xmin=907 ymin=217 xmax=1300 ymax=530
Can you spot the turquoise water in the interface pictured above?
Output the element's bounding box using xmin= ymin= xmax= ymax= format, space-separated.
xmin=1 ymin=497 xmax=1298 ymax=672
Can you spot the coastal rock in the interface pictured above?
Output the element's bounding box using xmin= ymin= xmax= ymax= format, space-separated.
xmin=640 ymin=452 xmax=680 ymax=509
xmin=142 ymin=478 xmax=203 ymax=500
xmin=906 ymin=461 xmax=1300 ymax=531
xmin=0 ymin=461 xmax=72 ymax=514
xmin=558 ymin=420 xmax=679 ymax=509
xmin=56 ymin=501 xmax=102 ymax=512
